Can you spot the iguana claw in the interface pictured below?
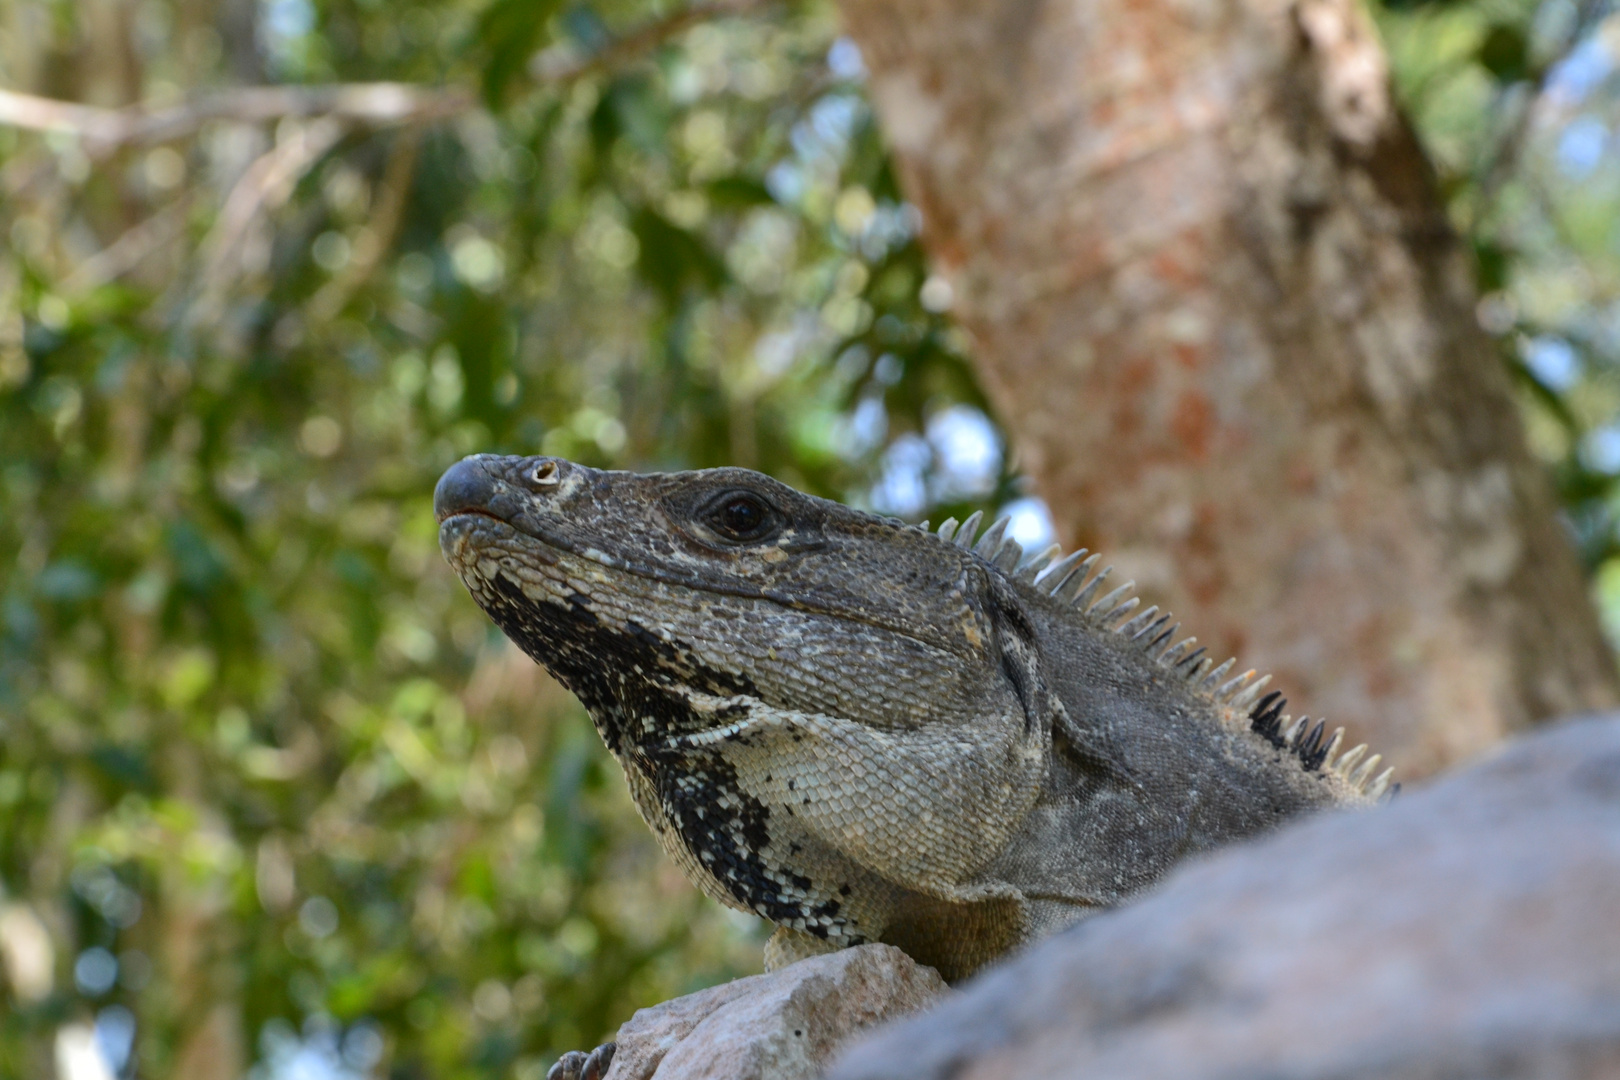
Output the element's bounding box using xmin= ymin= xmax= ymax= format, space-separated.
xmin=546 ymin=1041 xmax=615 ymax=1080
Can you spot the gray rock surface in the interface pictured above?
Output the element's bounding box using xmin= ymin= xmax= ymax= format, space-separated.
xmin=605 ymin=943 xmax=946 ymax=1080
xmin=829 ymin=713 xmax=1620 ymax=1080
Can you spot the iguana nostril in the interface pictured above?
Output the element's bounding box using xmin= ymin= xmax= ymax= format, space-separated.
xmin=525 ymin=458 xmax=561 ymax=487
xmin=434 ymin=456 xmax=496 ymax=522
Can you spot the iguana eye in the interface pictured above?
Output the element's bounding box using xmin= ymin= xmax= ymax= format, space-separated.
xmin=707 ymin=492 xmax=777 ymax=543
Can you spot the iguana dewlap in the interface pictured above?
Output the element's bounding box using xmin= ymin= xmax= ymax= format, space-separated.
xmin=436 ymin=454 xmax=1392 ymax=983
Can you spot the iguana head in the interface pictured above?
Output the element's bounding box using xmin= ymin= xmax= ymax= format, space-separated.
xmin=435 ymin=454 xmax=1054 ymax=942
xmin=433 ymin=453 xmax=1045 ymax=737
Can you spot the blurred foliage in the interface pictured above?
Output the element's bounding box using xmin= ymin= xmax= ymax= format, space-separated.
xmin=0 ymin=1 xmax=1015 ymax=1077
xmin=1373 ymin=0 xmax=1620 ymax=591
xmin=5 ymin=0 xmax=1620 ymax=1076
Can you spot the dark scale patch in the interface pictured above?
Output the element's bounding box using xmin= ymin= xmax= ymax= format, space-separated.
xmin=1250 ymin=691 xmax=1287 ymax=749
xmin=638 ymin=740 xmax=855 ymax=939
xmin=483 ymin=573 xmax=756 ymax=752
xmin=478 ymin=572 xmax=857 ymax=939
xmin=1296 ymin=720 xmax=1329 ymax=771
xmin=1248 ymin=691 xmax=1330 ymax=773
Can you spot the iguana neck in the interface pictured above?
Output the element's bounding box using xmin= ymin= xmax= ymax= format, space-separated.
xmin=961 ymin=582 xmax=1351 ymax=944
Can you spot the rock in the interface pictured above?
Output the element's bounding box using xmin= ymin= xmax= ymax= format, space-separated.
xmin=606 ymin=942 xmax=947 ymax=1080
xmin=829 ymin=713 xmax=1620 ymax=1080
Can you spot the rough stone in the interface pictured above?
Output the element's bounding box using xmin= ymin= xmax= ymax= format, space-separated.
xmin=605 ymin=943 xmax=946 ymax=1080
xmin=829 ymin=713 xmax=1620 ymax=1080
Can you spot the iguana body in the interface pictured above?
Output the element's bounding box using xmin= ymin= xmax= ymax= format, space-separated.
xmin=435 ymin=455 xmax=1392 ymax=983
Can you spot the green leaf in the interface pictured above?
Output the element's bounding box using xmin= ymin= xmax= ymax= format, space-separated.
xmin=1473 ymin=238 xmax=1510 ymax=293
xmin=629 ymin=208 xmax=728 ymax=306
xmin=475 ymin=0 xmax=566 ymax=108
xmin=1477 ymin=23 xmax=1529 ymax=82
xmin=705 ymin=177 xmax=774 ymax=208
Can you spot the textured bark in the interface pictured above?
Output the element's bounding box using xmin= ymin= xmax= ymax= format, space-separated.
xmin=836 ymin=0 xmax=1620 ymax=776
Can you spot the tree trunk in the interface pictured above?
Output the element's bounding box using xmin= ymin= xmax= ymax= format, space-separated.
xmin=835 ymin=0 xmax=1619 ymax=776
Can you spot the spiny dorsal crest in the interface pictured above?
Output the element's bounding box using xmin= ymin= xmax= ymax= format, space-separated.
xmin=920 ymin=513 xmax=1397 ymax=802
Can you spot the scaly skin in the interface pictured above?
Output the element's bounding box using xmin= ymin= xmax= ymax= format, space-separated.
xmin=435 ymin=454 xmax=1391 ymax=987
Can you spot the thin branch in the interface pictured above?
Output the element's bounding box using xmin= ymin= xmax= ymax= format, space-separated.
xmin=190 ymin=117 xmax=348 ymax=324
xmin=60 ymin=196 xmax=193 ymax=294
xmin=0 ymin=83 xmax=471 ymax=152
xmin=306 ymin=128 xmax=422 ymax=324
xmin=2 ymin=0 xmax=772 ymax=324
xmin=0 ymin=0 xmax=769 ymax=152
xmin=1469 ymin=0 xmax=1609 ymax=230
xmin=528 ymin=0 xmax=767 ymax=83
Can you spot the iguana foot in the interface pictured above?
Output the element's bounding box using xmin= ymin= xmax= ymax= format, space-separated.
xmin=546 ymin=1041 xmax=615 ymax=1080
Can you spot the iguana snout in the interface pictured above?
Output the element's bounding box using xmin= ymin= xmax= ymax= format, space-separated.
xmin=432 ymin=453 xmax=501 ymax=521
xmin=433 ymin=453 xmax=576 ymax=534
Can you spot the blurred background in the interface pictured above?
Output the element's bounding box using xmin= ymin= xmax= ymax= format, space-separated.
xmin=3 ymin=0 xmax=1620 ymax=1075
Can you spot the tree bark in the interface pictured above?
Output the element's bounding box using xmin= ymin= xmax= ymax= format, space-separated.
xmin=835 ymin=0 xmax=1619 ymax=776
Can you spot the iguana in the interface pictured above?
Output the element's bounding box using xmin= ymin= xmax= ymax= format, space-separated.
xmin=435 ymin=454 xmax=1393 ymax=1069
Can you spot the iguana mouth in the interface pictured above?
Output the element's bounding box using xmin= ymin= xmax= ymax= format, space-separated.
xmin=437 ymin=508 xmax=506 ymax=527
